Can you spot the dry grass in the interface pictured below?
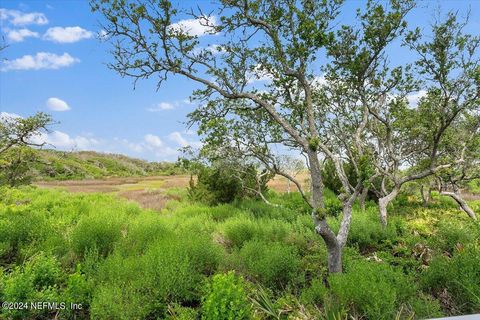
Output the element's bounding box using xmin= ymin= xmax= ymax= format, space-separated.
xmin=36 ymin=174 xmax=309 ymax=211
xmin=35 ymin=175 xmax=191 ymax=211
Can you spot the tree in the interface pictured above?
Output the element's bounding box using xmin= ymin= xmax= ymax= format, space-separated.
xmin=92 ymin=0 xmax=415 ymax=273
xmin=434 ymin=116 xmax=480 ymax=219
xmin=366 ymin=13 xmax=480 ymax=225
xmin=0 ymin=147 xmax=38 ymax=187
xmin=0 ymin=112 xmax=53 ymax=155
xmin=0 ymin=112 xmax=53 ymax=187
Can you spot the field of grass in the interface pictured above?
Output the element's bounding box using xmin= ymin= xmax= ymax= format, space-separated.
xmin=1 ymin=183 xmax=479 ymax=319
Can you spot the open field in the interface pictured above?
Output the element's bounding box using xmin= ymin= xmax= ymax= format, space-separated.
xmin=35 ymin=174 xmax=311 ymax=210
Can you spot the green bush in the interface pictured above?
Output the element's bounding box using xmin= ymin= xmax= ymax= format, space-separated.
xmin=221 ymin=217 xmax=258 ymax=248
xmin=91 ymin=235 xmax=222 ymax=319
xmin=189 ymin=162 xmax=271 ymax=205
xmin=301 ymin=278 xmax=327 ymax=306
xmin=201 ymin=271 xmax=252 ymax=320
xmin=422 ymin=245 xmax=480 ymax=313
xmin=239 ymin=240 xmax=302 ymax=290
xmin=346 ymin=207 xmax=403 ymax=252
xmin=70 ymin=211 xmax=125 ymax=257
xmin=431 ymin=220 xmax=477 ymax=254
xmin=329 ymin=259 xmax=413 ymax=319
xmin=1 ymin=254 xmax=64 ymax=319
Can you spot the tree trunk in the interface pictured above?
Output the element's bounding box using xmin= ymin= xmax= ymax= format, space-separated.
xmin=359 ymin=186 xmax=368 ymax=211
xmin=441 ymin=191 xmax=477 ymax=220
xmin=326 ymin=243 xmax=342 ymax=273
xmin=420 ymin=185 xmax=431 ymax=207
xmin=378 ymin=188 xmax=399 ymax=227
xmin=307 ymin=151 xmax=343 ymax=273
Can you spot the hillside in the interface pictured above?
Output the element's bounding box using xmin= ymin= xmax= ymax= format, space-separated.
xmin=30 ymin=149 xmax=182 ymax=180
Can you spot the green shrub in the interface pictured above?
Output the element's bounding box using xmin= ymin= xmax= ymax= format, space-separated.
xmin=239 ymin=240 xmax=302 ymax=290
xmin=329 ymin=259 xmax=413 ymax=319
xmin=431 ymin=220 xmax=477 ymax=254
xmin=409 ymin=293 xmax=443 ymax=319
xmin=221 ymin=217 xmax=258 ymax=248
xmin=70 ymin=211 xmax=125 ymax=257
xmin=202 ymin=271 xmax=252 ymax=320
xmin=1 ymin=254 xmax=64 ymax=319
xmin=0 ymin=205 xmax=50 ymax=261
xmin=422 ymin=245 xmax=480 ymax=313
xmin=189 ymin=162 xmax=271 ymax=205
xmin=91 ymin=235 xmax=221 ymax=319
xmin=301 ymin=278 xmax=327 ymax=306
xmin=346 ymin=207 xmax=403 ymax=252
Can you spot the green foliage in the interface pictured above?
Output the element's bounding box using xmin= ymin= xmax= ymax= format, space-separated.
xmin=239 ymin=240 xmax=302 ymax=290
xmin=346 ymin=207 xmax=404 ymax=252
xmin=301 ymin=278 xmax=327 ymax=306
xmin=422 ymin=245 xmax=480 ymax=313
xmin=1 ymin=253 xmax=63 ymax=319
xmin=0 ymin=147 xmax=38 ymax=187
xmin=71 ymin=210 xmax=126 ymax=257
xmin=0 ymin=185 xmax=478 ymax=318
xmin=329 ymin=259 xmax=414 ymax=320
xmin=201 ymin=271 xmax=252 ymax=320
xmin=321 ymin=159 xmax=357 ymax=195
xmin=189 ymin=162 xmax=271 ymax=205
xmin=0 ymin=112 xmax=52 ymax=155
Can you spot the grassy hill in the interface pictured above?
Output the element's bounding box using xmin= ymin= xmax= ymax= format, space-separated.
xmin=30 ymin=149 xmax=182 ymax=180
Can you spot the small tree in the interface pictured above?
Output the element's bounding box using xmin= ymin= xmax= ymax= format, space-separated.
xmin=366 ymin=13 xmax=480 ymax=225
xmin=434 ymin=116 xmax=480 ymax=219
xmin=0 ymin=147 xmax=38 ymax=187
xmin=0 ymin=112 xmax=53 ymax=186
xmin=0 ymin=112 xmax=53 ymax=155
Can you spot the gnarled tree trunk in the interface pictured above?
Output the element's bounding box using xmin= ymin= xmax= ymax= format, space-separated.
xmin=378 ymin=187 xmax=400 ymax=227
xmin=440 ymin=191 xmax=477 ymax=220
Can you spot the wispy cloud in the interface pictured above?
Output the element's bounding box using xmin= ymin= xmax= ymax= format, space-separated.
xmin=46 ymin=97 xmax=71 ymax=111
xmin=1 ymin=52 xmax=80 ymax=71
xmin=147 ymin=102 xmax=175 ymax=112
xmin=5 ymin=28 xmax=39 ymax=42
xmin=168 ymin=131 xmax=202 ymax=148
xmin=30 ymin=130 xmax=99 ymax=150
xmin=0 ymin=8 xmax=48 ymax=26
xmin=43 ymin=26 xmax=93 ymax=43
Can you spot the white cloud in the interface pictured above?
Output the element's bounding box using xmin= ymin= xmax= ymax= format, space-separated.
xmin=168 ymin=131 xmax=189 ymax=147
xmin=168 ymin=131 xmax=202 ymax=148
xmin=142 ymin=134 xmax=179 ymax=160
xmin=113 ymin=137 xmax=144 ymax=153
xmin=144 ymin=134 xmax=163 ymax=148
xmin=5 ymin=28 xmax=39 ymax=42
xmin=168 ymin=16 xmax=217 ymax=37
xmin=1 ymin=52 xmax=80 ymax=71
xmin=147 ymin=102 xmax=175 ymax=112
xmin=407 ymin=90 xmax=427 ymax=107
xmin=0 ymin=8 xmax=48 ymax=25
xmin=30 ymin=130 xmax=99 ymax=150
xmin=43 ymin=26 xmax=93 ymax=43
xmin=46 ymin=97 xmax=70 ymax=111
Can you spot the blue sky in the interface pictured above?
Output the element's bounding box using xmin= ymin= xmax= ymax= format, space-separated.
xmin=1 ymin=0 xmax=479 ymax=161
